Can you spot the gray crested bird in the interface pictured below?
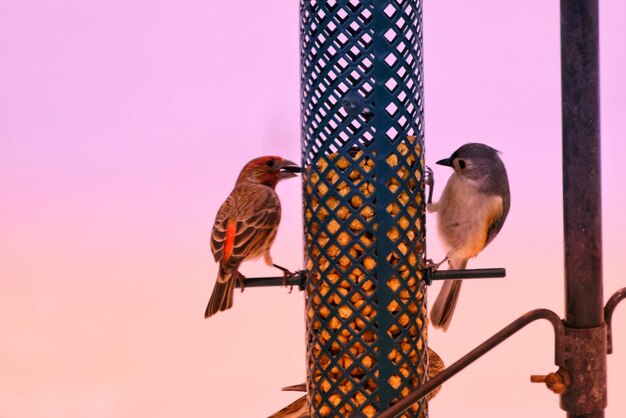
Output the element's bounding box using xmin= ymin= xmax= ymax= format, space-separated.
xmin=427 ymin=143 xmax=510 ymax=331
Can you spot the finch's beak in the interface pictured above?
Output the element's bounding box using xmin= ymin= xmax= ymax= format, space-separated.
xmin=278 ymin=159 xmax=301 ymax=179
xmin=436 ymin=157 xmax=453 ymax=167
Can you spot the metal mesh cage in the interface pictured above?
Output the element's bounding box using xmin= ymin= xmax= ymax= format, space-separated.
xmin=300 ymin=0 xmax=427 ymax=416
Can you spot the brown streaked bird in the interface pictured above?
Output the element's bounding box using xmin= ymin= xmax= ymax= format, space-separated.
xmin=427 ymin=143 xmax=510 ymax=331
xmin=268 ymin=348 xmax=445 ymax=417
xmin=204 ymin=156 xmax=301 ymax=318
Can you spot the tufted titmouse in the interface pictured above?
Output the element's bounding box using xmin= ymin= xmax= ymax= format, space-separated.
xmin=426 ymin=143 xmax=510 ymax=331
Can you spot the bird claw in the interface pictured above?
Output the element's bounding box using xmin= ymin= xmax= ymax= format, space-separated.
xmin=425 ymin=165 xmax=434 ymax=184
xmin=273 ymin=264 xmax=295 ymax=292
xmin=423 ymin=257 xmax=447 ymax=285
xmin=237 ymin=272 xmax=246 ymax=293
xmin=424 ymin=257 xmax=447 ymax=272
xmin=425 ymin=165 xmax=435 ymax=205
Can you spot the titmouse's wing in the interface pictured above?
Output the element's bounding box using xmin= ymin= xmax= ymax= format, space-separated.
xmin=485 ymin=185 xmax=510 ymax=246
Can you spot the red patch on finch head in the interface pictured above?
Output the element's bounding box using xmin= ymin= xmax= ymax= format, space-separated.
xmin=223 ymin=218 xmax=237 ymax=261
xmin=237 ymin=156 xmax=287 ymax=187
xmin=241 ymin=156 xmax=283 ymax=171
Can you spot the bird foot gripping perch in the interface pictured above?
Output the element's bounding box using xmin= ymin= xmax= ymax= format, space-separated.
xmin=237 ymin=272 xmax=246 ymax=293
xmin=234 ymin=270 xmax=308 ymax=292
xmin=233 ymin=266 xmax=302 ymax=293
xmin=272 ymin=263 xmax=297 ymax=292
xmin=421 ymin=258 xmax=446 ymax=286
xmin=236 ymin=264 xmax=298 ymax=293
xmin=424 ymin=165 xmax=434 ymax=205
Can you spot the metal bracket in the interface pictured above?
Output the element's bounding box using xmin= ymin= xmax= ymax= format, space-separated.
xmin=524 ymin=287 xmax=626 ymax=414
xmin=237 ymin=267 xmax=506 ymax=290
xmin=236 ymin=270 xmax=308 ymax=291
xmin=377 ymin=309 xmax=564 ymax=418
xmin=605 ymin=287 xmax=626 ymax=354
xmin=558 ymin=324 xmax=608 ymax=415
xmin=423 ymin=267 xmax=506 ymax=286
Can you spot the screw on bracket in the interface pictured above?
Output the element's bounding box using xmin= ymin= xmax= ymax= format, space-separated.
xmin=531 ymin=368 xmax=571 ymax=395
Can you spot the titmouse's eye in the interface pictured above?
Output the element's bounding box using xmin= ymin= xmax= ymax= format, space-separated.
xmin=458 ymin=159 xmax=466 ymax=169
xmin=266 ymin=160 xmax=275 ymax=167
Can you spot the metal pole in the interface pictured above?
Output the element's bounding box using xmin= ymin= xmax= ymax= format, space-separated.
xmin=561 ymin=0 xmax=602 ymax=328
xmin=560 ymin=1 xmax=606 ymax=417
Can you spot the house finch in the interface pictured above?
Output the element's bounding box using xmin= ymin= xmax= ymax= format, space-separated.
xmin=269 ymin=348 xmax=445 ymax=417
xmin=204 ymin=156 xmax=301 ymax=318
xmin=427 ymin=143 xmax=510 ymax=331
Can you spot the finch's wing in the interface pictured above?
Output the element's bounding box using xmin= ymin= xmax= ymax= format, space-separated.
xmin=211 ymin=186 xmax=280 ymax=270
xmin=210 ymin=195 xmax=236 ymax=263
xmin=226 ymin=188 xmax=280 ymax=269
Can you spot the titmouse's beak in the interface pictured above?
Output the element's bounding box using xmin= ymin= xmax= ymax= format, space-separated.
xmin=436 ymin=157 xmax=453 ymax=167
xmin=277 ymin=159 xmax=302 ymax=179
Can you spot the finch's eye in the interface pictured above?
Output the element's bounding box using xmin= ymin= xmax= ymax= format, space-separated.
xmin=266 ymin=160 xmax=275 ymax=167
xmin=458 ymin=159 xmax=466 ymax=169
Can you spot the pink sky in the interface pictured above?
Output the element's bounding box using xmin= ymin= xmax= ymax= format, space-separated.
xmin=1 ymin=1 xmax=625 ymax=417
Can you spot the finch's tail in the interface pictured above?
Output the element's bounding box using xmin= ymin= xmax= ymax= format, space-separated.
xmin=204 ymin=267 xmax=237 ymax=318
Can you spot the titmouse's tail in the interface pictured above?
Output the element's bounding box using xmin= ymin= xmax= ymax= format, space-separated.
xmin=204 ymin=266 xmax=237 ymax=318
xmin=430 ymin=279 xmax=462 ymax=331
xmin=430 ymin=258 xmax=467 ymax=331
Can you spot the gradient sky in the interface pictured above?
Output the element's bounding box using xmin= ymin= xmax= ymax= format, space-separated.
xmin=1 ymin=1 xmax=625 ymax=417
